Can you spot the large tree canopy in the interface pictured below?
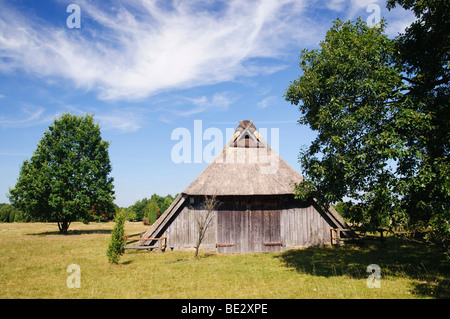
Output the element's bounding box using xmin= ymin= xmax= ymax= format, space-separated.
xmin=9 ymin=113 xmax=115 ymax=233
xmin=285 ymin=1 xmax=448 ymax=247
xmin=387 ymin=0 xmax=449 ymax=243
xmin=285 ymin=18 xmax=415 ymax=229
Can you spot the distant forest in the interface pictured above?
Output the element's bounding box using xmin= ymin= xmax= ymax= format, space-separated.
xmin=0 ymin=194 xmax=176 ymax=224
xmin=121 ymin=193 xmax=177 ymax=224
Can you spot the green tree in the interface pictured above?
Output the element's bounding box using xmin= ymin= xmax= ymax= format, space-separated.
xmin=8 ymin=113 xmax=115 ymax=234
xmin=285 ymin=16 xmax=448 ymax=243
xmin=386 ymin=0 xmax=449 ymax=245
xmin=124 ymin=207 xmax=137 ymax=221
xmin=285 ymin=18 xmax=413 ymax=232
xmin=144 ymin=200 xmax=160 ymax=224
xmin=129 ymin=194 xmax=175 ymax=223
xmin=161 ymin=194 xmax=175 ymax=214
xmin=107 ymin=208 xmax=125 ymax=264
xmin=0 ymin=205 xmax=15 ymax=222
xmin=130 ymin=198 xmax=149 ymax=221
xmin=0 ymin=204 xmax=27 ymax=223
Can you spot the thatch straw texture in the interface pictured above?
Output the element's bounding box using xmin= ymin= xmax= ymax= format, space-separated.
xmin=183 ymin=143 xmax=303 ymax=196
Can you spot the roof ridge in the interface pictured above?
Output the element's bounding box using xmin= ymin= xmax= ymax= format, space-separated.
xmin=181 ymin=120 xmax=303 ymax=196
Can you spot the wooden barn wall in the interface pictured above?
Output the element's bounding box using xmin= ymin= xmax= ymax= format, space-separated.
xmin=165 ymin=200 xmax=217 ymax=251
xmin=280 ymin=200 xmax=333 ymax=248
xmin=216 ymin=195 xmax=283 ymax=254
xmin=164 ymin=195 xmax=334 ymax=253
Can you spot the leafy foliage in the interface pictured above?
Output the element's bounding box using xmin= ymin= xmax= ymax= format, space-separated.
xmin=286 ymin=18 xmax=413 ymax=229
xmin=0 ymin=205 xmax=16 ymax=222
xmin=144 ymin=200 xmax=160 ymax=225
xmin=285 ymin=7 xmax=448 ymax=247
xmin=107 ymin=208 xmax=126 ymax=264
xmin=8 ymin=114 xmax=115 ymax=233
xmin=125 ymin=194 xmax=175 ymax=223
xmin=387 ymin=0 xmax=450 ymax=246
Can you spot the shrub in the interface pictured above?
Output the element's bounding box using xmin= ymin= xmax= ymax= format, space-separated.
xmin=8 ymin=210 xmax=15 ymax=223
xmin=0 ymin=205 xmax=16 ymax=223
xmin=107 ymin=209 xmax=126 ymax=264
xmin=125 ymin=209 xmax=137 ymax=221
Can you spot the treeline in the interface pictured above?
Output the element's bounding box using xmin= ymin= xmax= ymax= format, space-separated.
xmin=0 ymin=202 xmax=117 ymax=223
xmin=0 ymin=193 xmax=176 ymax=224
xmin=0 ymin=203 xmax=24 ymax=222
xmin=0 ymin=202 xmax=116 ymax=223
xmin=122 ymin=193 xmax=177 ymax=224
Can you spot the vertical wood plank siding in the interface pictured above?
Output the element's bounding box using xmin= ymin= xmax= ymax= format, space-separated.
xmin=280 ymin=201 xmax=333 ymax=249
xmin=164 ymin=195 xmax=333 ymax=253
xmin=165 ymin=202 xmax=217 ymax=251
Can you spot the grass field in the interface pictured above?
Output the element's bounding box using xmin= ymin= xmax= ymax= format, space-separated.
xmin=0 ymin=222 xmax=448 ymax=299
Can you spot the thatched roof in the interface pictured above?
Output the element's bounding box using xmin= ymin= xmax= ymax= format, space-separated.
xmin=134 ymin=121 xmax=356 ymax=248
xmin=182 ymin=120 xmax=303 ymax=196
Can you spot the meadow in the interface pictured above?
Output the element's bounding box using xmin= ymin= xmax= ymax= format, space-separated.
xmin=0 ymin=222 xmax=448 ymax=299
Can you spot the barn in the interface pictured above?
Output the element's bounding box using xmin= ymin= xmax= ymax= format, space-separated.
xmin=134 ymin=120 xmax=353 ymax=253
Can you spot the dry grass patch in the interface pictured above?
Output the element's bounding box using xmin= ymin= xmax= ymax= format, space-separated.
xmin=0 ymin=222 xmax=448 ymax=299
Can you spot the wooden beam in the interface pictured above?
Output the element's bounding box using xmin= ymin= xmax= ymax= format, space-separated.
xmin=137 ymin=194 xmax=187 ymax=246
xmin=124 ymin=232 xmax=145 ymax=239
xmin=232 ymin=131 xmax=241 ymax=142
xmin=237 ymin=120 xmax=254 ymax=140
xmin=124 ymin=245 xmax=158 ymax=250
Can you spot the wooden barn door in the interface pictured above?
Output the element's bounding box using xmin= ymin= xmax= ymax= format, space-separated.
xmin=216 ymin=196 xmax=282 ymax=253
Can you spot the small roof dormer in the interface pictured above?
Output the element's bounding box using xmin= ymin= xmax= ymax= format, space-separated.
xmin=229 ymin=120 xmax=265 ymax=148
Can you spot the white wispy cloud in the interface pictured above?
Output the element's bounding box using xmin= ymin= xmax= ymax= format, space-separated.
xmin=0 ymin=0 xmax=311 ymax=101
xmin=95 ymin=108 xmax=146 ymax=133
xmin=384 ymin=5 xmax=417 ymax=37
xmin=311 ymin=0 xmax=415 ymax=37
xmin=326 ymin=0 xmax=347 ymax=12
xmin=257 ymin=95 xmax=277 ymax=109
xmin=0 ymin=0 xmax=417 ymax=103
xmin=0 ymin=106 xmax=60 ymax=128
xmin=160 ymin=92 xmax=235 ymax=119
xmin=63 ymin=104 xmax=146 ymax=133
xmin=183 ymin=93 xmax=233 ymax=114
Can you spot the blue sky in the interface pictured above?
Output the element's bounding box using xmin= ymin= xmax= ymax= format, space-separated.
xmin=0 ymin=0 xmax=415 ymax=207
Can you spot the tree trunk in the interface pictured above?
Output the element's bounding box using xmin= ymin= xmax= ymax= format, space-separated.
xmin=58 ymin=220 xmax=70 ymax=234
xmin=194 ymin=245 xmax=200 ymax=260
